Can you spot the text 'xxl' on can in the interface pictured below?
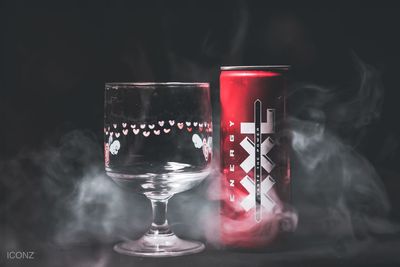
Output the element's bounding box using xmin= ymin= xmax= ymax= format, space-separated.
xmin=219 ymin=66 xmax=291 ymax=248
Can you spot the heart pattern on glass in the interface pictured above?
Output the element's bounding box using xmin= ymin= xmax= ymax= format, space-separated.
xmin=106 ymin=120 xmax=211 ymax=137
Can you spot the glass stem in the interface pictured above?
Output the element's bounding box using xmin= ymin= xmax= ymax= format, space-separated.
xmin=147 ymin=197 xmax=173 ymax=236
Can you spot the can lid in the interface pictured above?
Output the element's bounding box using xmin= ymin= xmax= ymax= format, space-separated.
xmin=220 ymin=65 xmax=290 ymax=71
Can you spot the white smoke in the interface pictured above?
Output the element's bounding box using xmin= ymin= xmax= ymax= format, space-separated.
xmin=288 ymin=56 xmax=400 ymax=249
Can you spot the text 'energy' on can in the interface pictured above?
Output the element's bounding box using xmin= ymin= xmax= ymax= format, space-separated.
xmin=219 ymin=66 xmax=290 ymax=248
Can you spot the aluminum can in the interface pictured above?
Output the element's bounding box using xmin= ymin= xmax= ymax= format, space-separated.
xmin=220 ymin=66 xmax=290 ymax=248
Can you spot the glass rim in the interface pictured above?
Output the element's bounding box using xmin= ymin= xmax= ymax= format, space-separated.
xmin=105 ymin=82 xmax=209 ymax=88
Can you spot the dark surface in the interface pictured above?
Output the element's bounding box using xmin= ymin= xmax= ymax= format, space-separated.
xmin=3 ymin=238 xmax=400 ymax=267
xmin=1 ymin=1 xmax=400 ymax=266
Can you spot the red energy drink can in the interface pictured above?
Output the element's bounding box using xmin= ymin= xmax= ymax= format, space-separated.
xmin=220 ymin=66 xmax=290 ymax=248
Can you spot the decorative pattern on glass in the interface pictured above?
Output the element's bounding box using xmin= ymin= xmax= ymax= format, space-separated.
xmin=104 ymin=120 xmax=212 ymax=168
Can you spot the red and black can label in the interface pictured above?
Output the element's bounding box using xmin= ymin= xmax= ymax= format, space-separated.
xmin=220 ymin=66 xmax=290 ymax=247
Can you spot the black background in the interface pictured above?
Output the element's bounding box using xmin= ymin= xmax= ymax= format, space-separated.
xmin=1 ymin=1 xmax=400 ymax=266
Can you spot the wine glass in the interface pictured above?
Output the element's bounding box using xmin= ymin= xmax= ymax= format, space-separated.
xmin=104 ymin=82 xmax=213 ymax=257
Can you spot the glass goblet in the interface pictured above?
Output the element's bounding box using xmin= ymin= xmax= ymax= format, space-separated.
xmin=104 ymin=82 xmax=212 ymax=257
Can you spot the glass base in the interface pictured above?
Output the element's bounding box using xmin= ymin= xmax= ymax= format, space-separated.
xmin=114 ymin=233 xmax=205 ymax=257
